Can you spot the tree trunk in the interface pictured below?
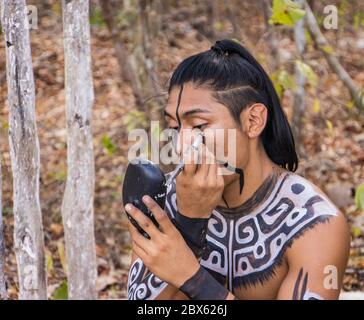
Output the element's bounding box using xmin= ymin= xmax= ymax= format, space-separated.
xmin=1 ymin=0 xmax=47 ymax=299
xmin=206 ymin=0 xmax=219 ymax=40
xmin=62 ymin=0 xmax=97 ymax=300
xmin=139 ymin=0 xmax=160 ymax=100
xmin=137 ymin=0 xmax=166 ymax=126
xmin=99 ymin=0 xmax=144 ymax=109
xmin=292 ymin=0 xmax=307 ymax=156
xmin=99 ymin=0 xmax=165 ymax=130
xmin=225 ymin=0 xmax=239 ymax=39
xmin=0 ymin=162 xmax=7 ymax=299
xmin=262 ymin=0 xmax=281 ymax=71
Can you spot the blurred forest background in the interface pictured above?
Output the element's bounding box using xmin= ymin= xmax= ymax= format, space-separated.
xmin=0 ymin=0 xmax=364 ymax=299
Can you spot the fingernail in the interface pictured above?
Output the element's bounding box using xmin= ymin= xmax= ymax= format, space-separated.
xmin=125 ymin=204 xmax=132 ymax=211
xmin=142 ymin=195 xmax=151 ymax=203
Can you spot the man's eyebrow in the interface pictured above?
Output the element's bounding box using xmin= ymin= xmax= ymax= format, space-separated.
xmin=164 ymin=108 xmax=211 ymax=119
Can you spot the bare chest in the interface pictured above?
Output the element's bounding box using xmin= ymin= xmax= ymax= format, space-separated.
xmin=200 ymin=208 xmax=293 ymax=298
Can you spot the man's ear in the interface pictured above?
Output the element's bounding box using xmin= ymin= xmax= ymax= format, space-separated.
xmin=241 ymin=103 xmax=268 ymax=138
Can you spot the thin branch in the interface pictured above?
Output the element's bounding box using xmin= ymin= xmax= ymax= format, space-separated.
xmin=0 ymin=161 xmax=7 ymax=300
xmin=303 ymin=0 xmax=363 ymax=109
xmin=292 ymin=0 xmax=307 ymax=155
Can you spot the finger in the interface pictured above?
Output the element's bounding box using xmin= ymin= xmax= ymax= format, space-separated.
xmin=128 ymin=226 xmax=154 ymax=263
xmin=205 ymin=144 xmax=216 ymax=166
xmin=208 ymin=160 xmax=218 ymax=180
xmin=132 ymin=240 xmax=149 ymax=262
xmin=125 ymin=203 xmax=160 ymax=239
xmin=194 ymin=143 xmax=208 ymax=177
xmin=207 ymin=156 xmax=223 ymax=187
xmin=198 ymin=143 xmax=217 ymax=178
xmin=142 ymin=196 xmax=174 ymax=234
xmin=214 ymin=165 xmax=224 ymax=188
xmin=217 ymin=164 xmax=224 ymax=177
xmin=216 ymin=164 xmax=225 ymax=187
xmin=127 ymin=220 xmax=150 ymax=251
xmin=200 ymin=153 xmax=212 ymax=177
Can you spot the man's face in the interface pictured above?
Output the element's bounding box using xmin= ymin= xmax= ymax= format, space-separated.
xmin=165 ymin=82 xmax=250 ymax=186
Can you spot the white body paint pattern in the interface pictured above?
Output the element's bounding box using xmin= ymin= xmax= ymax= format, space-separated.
xmin=127 ymin=171 xmax=338 ymax=299
xmin=127 ymin=258 xmax=168 ymax=300
xmin=303 ymin=290 xmax=323 ymax=300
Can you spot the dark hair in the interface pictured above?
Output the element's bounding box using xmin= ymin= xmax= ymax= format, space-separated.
xmin=168 ymin=39 xmax=298 ymax=172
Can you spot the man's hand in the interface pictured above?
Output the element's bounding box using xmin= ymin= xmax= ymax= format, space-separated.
xmin=125 ymin=196 xmax=201 ymax=288
xmin=176 ymin=143 xmax=224 ymax=219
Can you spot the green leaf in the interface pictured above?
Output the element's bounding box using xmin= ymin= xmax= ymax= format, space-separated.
xmin=325 ymin=119 xmax=333 ymax=132
xmin=1 ymin=121 xmax=9 ymax=129
xmin=304 ymin=29 xmax=313 ymax=46
xmin=231 ymin=38 xmax=242 ymax=45
xmin=46 ymin=252 xmax=54 ymax=276
xmin=321 ymin=45 xmax=334 ymax=54
xmin=90 ymin=8 xmax=105 ymax=27
xmin=352 ymin=226 xmax=362 ymax=238
xmin=313 ymin=98 xmax=320 ymax=113
xmin=289 ymin=7 xmax=306 ymax=22
xmin=355 ymin=182 xmax=364 ymax=210
xmin=295 ymin=60 xmax=318 ymax=87
xmin=346 ymin=100 xmax=354 ymax=109
xmin=214 ymin=21 xmax=224 ymax=32
xmin=101 ymin=135 xmax=117 ymax=156
xmin=52 ymin=3 xmax=61 ymax=15
xmin=57 ymin=241 xmax=67 ymax=275
xmin=271 ymin=69 xmax=296 ymax=97
xmin=122 ymin=110 xmax=147 ymax=131
xmin=269 ymin=0 xmax=306 ymax=26
xmin=52 ymin=281 xmax=68 ymax=300
xmin=278 ymin=70 xmax=296 ymax=90
xmin=2 ymin=207 xmax=13 ymax=217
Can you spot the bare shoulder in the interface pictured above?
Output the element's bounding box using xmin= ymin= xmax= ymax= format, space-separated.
xmin=284 ymin=172 xmax=351 ymax=267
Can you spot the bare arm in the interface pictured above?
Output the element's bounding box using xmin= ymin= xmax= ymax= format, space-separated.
xmin=277 ymin=212 xmax=350 ymax=300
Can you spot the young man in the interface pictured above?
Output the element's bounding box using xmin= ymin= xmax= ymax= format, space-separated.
xmin=125 ymin=39 xmax=350 ymax=300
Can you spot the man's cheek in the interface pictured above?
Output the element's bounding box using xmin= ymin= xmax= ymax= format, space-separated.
xmin=203 ymin=129 xmax=216 ymax=158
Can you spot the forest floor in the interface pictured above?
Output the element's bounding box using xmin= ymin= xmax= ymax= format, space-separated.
xmin=0 ymin=2 xmax=363 ymax=299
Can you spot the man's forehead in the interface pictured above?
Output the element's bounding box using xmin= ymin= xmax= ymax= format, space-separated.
xmin=165 ymin=85 xmax=216 ymax=116
xmin=165 ymin=103 xmax=211 ymax=117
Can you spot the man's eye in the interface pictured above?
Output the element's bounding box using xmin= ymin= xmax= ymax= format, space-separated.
xmin=193 ymin=124 xmax=207 ymax=130
xmin=168 ymin=124 xmax=207 ymax=130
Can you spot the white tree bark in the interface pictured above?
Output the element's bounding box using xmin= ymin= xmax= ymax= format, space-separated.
xmin=0 ymin=162 xmax=7 ymax=299
xmin=1 ymin=0 xmax=47 ymax=299
xmin=61 ymin=0 xmax=97 ymax=300
xmin=293 ymin=0 xmax=307 ymax=154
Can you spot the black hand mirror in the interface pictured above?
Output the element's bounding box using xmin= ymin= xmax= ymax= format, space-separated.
xmin=122 ymin=158 xmax=166 ymax=238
